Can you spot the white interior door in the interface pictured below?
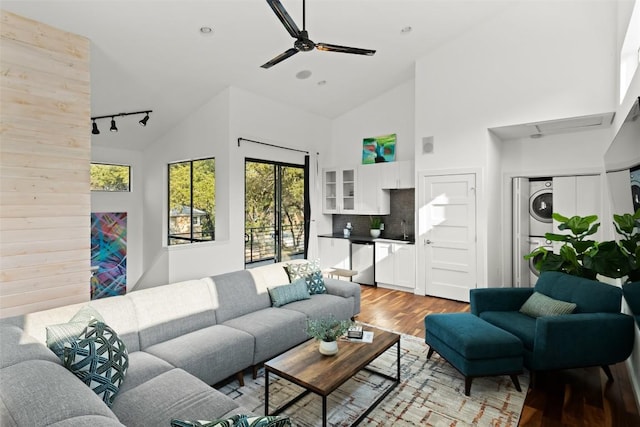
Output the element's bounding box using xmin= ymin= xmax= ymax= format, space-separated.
xmin=418 ymin=173 xmax=477 ymax=302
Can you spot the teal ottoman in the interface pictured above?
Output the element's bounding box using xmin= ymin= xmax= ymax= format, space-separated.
xmin=424 ymin=312 xmax=523 ymax=396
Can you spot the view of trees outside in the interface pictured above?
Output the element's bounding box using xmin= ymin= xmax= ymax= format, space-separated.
xmin=90 ymin=163 xmax=130 ymax=191
xmin=168 ymin=158 xmax=215 ymax=245
xmin=245 ymin=161 xmax=305 ymax=264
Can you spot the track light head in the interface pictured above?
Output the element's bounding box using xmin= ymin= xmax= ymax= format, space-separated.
xmin=92 ymin=120 xmax=100 ymax=135
xmin=110 ymin=117 xmax=118 ymax=132
xmin=139 ymin=113 xmax=150 ymax=126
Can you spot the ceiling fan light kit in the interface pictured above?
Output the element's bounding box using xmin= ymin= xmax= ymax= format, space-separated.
xmin=262 ymin=0 xmax=376 ymax=69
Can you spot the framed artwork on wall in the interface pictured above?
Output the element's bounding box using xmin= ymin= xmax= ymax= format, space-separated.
xmin=91 ymin=212 xmax=127 ymax=299
xmin=362 ymin=133 xmax=396 ymax=164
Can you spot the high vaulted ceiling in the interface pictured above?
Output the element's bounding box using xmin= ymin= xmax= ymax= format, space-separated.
xmin=2 ymin=0 xmax=514 ymax=150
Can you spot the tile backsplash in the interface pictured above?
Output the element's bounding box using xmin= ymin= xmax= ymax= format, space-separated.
xmin=332 ymin=189 xmax=415 ymax=238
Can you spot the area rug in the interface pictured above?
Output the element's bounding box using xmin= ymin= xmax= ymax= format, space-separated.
xmin=217 ymin=333 xmax=528 ymax=426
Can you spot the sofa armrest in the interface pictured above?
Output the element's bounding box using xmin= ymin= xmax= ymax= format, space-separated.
xmin=470 ymin=288 xmax=533 ymax=315
xmin=323 ymin=278 xmax=361 ymax=315
xmin=531 ymin=313 xmax=635 ymax=370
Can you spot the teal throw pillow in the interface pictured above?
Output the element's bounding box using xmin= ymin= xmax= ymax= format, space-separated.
xmin=63 ymin=320 xmax=129 ymax=407
xmin=268 ymin=278 xmax=311 ymax=307
xmin=519 ymin=291 xmax=577 ymax=318
xmin=304 ymin=270 xmax=327 ymax=294
xmin=47 ymin=305 xmax=105 ymax=359
xmin=171 ymin=414 xmax=291 ymax=427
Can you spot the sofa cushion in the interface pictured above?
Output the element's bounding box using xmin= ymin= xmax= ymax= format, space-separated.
xmin=47 ymin=415 xmax=125 ymax=426
xmin=519 ymin=291 xmax=577 ymax=318
xmin=283 ymin=293 xmax=355 ymax=322
xmin=535 ymin=271 xmax=622 ymax=313
xmin=144 ymin=324 xmax=254 ymax=386
xmin=128 ymin=279 xmax=217 ymax=349
xmin=47 ymin=305 xmax=105 ymax=358
xmin=210 ymin=270 xmax=271 ymax=323
xmin=268 ymin=278 xmax=311 ymax=307
xmin=111 ymin=368 xmax=240 ymax=427
xmin=223 ymin=308 xmax=308 ymax=364
xmin=117 ymin=351 xmax=173 ymax=395
xmin=62 ymin=321 xmax=129 ymax=407
xmin=0 ymin=324 xmax=61 ymax=369
xmin=171 ymin=414 xmax=291 ymax=427
xmin=0 ymin=360 xmax=121 ymax=426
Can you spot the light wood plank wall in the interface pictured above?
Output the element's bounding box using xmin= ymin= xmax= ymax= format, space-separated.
xmin=0 ymin=10 xmax=91 ymax=318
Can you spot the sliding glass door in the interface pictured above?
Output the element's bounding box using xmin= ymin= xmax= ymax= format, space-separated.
xmin=245 ymin=159 xmax=305 ymax=266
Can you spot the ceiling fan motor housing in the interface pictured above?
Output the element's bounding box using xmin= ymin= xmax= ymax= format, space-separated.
xmin=294 ymin=31 xmax=315 ymax=51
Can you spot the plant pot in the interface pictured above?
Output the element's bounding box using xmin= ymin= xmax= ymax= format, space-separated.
xmin=318 ymin=340 xmax=339 ymax=356
xmin=370 ymin=229 xmax=381 ymax=238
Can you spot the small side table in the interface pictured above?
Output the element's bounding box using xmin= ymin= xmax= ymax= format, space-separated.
xmin=325 ymin=268 xmax=358 ymax=281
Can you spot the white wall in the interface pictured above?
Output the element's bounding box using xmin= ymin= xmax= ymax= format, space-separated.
xmin=136 ymin=86 xmax=331 ymax=287
xmin=413 ymin=1 xmax=617 ymax=287
xmin=91 ymin=146 xmax=144 ymax=290
xmin=330 ymin=79 xmax=415 ymax=168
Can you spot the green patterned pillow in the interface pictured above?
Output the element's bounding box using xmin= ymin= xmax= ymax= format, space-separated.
xmin=47 ymin=305 xmax=105 ymax=359
xmin=171 ymin=415 xmax=291 ymax=427
xmin=63 ymin=320 xmax=129 ymax=407
xmin=284 ymin=260 xmax=326 ymax=295
xmin=519 ymin=292 xmax=577 ymax=318
xmin=268 ymin=278 xmax=311 ymax=307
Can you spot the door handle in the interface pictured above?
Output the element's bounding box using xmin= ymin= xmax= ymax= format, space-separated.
xmin=424 ymin=239 xmax=432 ymax=245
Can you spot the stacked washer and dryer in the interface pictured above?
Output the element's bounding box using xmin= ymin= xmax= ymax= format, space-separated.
xmin=512 ymin=177 xmax=554 ymax=287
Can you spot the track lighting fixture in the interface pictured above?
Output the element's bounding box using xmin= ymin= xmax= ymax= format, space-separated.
xmin=139 ymin=113 xmax=150 ymax=126
xmin=92 ymin=120 xmax=100 ymax=135
xmin=90 ymin=110 xmax=152 ymax=135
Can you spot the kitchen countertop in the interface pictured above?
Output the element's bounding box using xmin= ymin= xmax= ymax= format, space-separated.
xmin=318 ymin=233 xmax=415 ymax=244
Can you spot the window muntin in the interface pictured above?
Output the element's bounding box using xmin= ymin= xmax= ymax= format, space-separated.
xmin=168 ymin=158 xmax=215 ymax=245
xmin=90 ymin=163 xmax=131 ymax=192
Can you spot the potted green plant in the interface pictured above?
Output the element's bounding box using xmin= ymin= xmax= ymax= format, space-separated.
xmin=526 ymin=210 xmax=640 ymax=283
xmin=369 ymin=216 xmax=382 ymax=238
xmin=305 ymin=316 xmax=353 ymax=356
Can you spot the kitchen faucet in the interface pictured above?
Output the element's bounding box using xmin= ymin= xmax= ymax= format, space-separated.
xmin=401 ymin=219 xmax=408 ymax=240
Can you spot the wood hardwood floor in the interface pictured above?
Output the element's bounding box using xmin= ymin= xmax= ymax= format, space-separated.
xmin=357 ymin=285 xmax=640 ymax=427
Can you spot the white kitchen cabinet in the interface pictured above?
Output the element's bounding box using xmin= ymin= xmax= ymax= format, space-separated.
xmin=357 ymin=164 xmax=390 ymax=215
xmin=374 ymin=241 xmax=415 ymax=290
xmin=322 ymin=168 xmax=357 ymax=214
xmin=318 ymin=237 xmax=350 ymax=271
xmin=380 ymin=161 xmax=415 ymax=189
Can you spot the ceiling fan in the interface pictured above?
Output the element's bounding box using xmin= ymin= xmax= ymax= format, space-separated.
xmin=261 ymin=0 xmax=376 ymax=69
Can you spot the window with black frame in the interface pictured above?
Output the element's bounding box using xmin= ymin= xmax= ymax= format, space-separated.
xmin=168 ymin=157 xmax=215 ymax=245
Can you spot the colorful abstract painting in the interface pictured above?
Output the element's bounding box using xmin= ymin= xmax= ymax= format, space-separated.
xmin=362 ymin=133 xmax=397 ymax=164
xmin=91 ymin=212 xmax=127 ymax=299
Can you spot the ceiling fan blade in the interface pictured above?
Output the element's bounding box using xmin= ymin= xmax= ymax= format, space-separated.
xmin=316 ymin=43 xmax=376 ymax=56
xmin=261 ymin=48 xmax=299 ymax=69
xmin=266 ymin=0 xmax=301 ymax=38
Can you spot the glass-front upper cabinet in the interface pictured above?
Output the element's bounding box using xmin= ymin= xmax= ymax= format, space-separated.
xmin=322 ymin=168 xmax=356 ymax=214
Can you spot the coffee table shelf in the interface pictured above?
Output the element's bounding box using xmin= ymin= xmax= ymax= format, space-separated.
xmin=264 ymin=327 xmax=400 ymax=427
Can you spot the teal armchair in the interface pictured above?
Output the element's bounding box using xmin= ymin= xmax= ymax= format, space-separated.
xmin=470 ymin=272 xmax=635 ymax=381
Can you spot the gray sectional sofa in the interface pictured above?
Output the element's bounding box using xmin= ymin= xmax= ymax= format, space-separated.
xmin=0 ymin=260 xmax=361 ymax=426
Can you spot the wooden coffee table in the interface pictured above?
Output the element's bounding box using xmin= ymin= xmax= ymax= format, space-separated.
xmin=264 ymin=326 xmax=400 ymax=427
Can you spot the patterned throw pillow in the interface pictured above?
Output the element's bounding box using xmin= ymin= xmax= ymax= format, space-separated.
xmin=171 ymin=414 xmax=291 ymax=427
xmin=519 ymin=292 xmax=577 ymax=318
xmin=268 ymin=278 xmax=311 ymax=307
xmin=284 ymin=260 xmax=327 ymax=295
xmin=47 ymin=305 xmax=105 ymax=359
xmin=63 ymin=320 xmax=129 ymax=407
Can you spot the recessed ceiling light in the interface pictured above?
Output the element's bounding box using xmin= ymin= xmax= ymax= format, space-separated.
xmin=200 ymin=27 xmax=213 ymax=35
xmin=401 ymin=26 xmax=412 ymax=34
xmin=296 ymin=70 xmax=312 ymax=79
xmin=317 ymin=80 xmax=327 ymax=86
